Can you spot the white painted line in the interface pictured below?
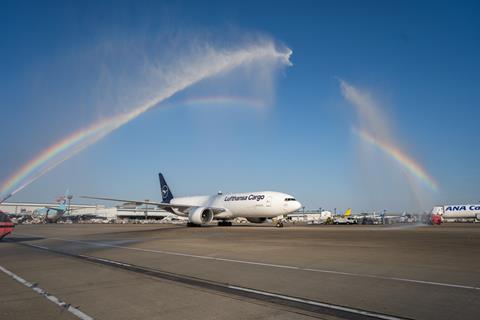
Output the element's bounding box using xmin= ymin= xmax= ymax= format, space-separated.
xmin=51 ymin=252 xmax=406 ymax=320
xmin=17 ymin=233 xmax=480 ymax=291
xmin=228 ymin=285 xmax=404 ymax=320
xmin=0 ymin=265 xmax=93 ymax=320
xmin=29 ymin=244 xmax=48 ymax=250
xmin=78 ymin=255 xmax=132 ymax=267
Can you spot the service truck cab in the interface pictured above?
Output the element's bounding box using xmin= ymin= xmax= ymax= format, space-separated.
xmin=0 ymin=211 xmax=14 ymax=240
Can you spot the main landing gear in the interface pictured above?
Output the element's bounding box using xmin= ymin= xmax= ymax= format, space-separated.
xmin=217 ymin=220 xmax=232 ymax=226
xmin=275 ymin=221 xmax=284 ymax=228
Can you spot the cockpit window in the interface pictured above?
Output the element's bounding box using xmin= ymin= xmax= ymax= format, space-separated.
xmin=284 ymin=198 xmax=296 ymax=201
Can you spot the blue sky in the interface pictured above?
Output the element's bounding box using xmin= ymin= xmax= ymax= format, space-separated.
xmin=1 ymin=1 xmax=479 ymax=212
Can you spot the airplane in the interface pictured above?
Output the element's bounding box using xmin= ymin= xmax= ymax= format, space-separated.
xmin=333 ymin=208 xmax=356 ymax=224
xmin=83 ymin=173 xmax=302 ymax=227
xmin=431 ymin=204 xmax=480 ymax=223
xmin=34 ymin=190 xmax=72 ymax=223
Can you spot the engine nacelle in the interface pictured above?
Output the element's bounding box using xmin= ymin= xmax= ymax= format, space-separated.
xmin=246 ymin=217 xmax=267 ymax=224
xmin=188 ymin=207 xmax=214 ymax=225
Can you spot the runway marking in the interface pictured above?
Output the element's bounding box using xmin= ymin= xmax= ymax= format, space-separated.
xmin=18 ymin=243 xmax=409 ymax=320
xmin=227 ymin=285 xmax=404 ymax=320
xmin=16 ymin=233 xmax=480 ymax=291
xmin=30 ymin=244 xmax=49 ymax=250
xmin=78 ymin=255 xmax=133 ymax=268
xmin=0 ymin=264 xmax=93 ymax=320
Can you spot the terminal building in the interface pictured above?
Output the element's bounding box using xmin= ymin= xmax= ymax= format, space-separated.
xmin=0 ymin=202 xmax=170 ymax=220
xmin=0 ymin=202 xmax=99 ymax=215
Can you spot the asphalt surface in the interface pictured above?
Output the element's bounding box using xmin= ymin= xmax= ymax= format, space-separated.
xmin=1 ymin=223 xmax=479 ymax=319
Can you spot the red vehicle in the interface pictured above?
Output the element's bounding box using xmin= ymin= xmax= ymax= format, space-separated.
xmin=430 ymin=214 xmax=442 ymax=225
xmin=0 ymin=210 xmax=14 ymax=240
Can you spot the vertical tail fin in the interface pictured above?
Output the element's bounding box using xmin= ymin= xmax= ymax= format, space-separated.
xmin=56 ymin=189 xmax=69 ymax=210
xmin=344 ymin=208 xmax=352 ymax=218
xmin=62 ymin=189 xmax=70 ymax=205
xmin=159 ymin=173 xmax=173 ymax=203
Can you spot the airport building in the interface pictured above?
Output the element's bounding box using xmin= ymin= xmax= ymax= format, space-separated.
xmin=0 ymin=202 xmax=100 ymax=215
xmin=0 ymin=202 xmax=170 ymax=220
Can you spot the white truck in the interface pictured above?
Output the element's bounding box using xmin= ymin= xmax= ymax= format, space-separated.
xmin=333 ymin=208 xmax=357 ymax=224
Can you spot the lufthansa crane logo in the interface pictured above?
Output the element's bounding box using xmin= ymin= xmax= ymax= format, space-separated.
xmin=161 ymin=185 xmax=169 ymax=196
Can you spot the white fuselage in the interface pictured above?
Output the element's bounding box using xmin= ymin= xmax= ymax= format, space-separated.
xmin=34 ymin=208 xmax=66 ymax=222
xmin=171 ymin=191 xmax=302 ymax=219
xmin=432 ymin=204 xmax=480 ymax=220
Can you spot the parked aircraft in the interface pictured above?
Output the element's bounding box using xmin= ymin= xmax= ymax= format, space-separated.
xmin=83 ymin=173 xmax=302 ymax=227
xmin=334 ymin=208 xmax=356 ymax=224
xmin=34 ymin=190 xmax=72 ymax=223
xmin=431 ymin=204 xmax=480 ymax=223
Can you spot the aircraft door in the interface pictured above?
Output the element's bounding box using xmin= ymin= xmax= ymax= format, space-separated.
xmin=266 ymin=196 xmax=272 ymax=207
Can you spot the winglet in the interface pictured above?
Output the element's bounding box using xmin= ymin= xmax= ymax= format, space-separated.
xmin=159 ymin=173 xmax=173 ymax=203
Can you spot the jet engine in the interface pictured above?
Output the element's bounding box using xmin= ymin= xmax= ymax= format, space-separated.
xmin=246 ymin=217 xmax=267 ymax=224
xmin=188 ymin=207 xmax=214 ymax=225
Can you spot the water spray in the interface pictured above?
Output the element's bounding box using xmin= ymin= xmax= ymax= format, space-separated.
xmin=0 ymin=42 xmax=292 ymax=200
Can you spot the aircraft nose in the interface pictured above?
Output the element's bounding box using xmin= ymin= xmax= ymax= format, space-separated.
xmin=293 ymin=201 xmax=302 ymax=211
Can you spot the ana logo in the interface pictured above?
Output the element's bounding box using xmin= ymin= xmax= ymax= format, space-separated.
xmin=446 ymin=205 xmax=466 ymax=211
xmin=161 ymin=185 xmax=169 ymax=196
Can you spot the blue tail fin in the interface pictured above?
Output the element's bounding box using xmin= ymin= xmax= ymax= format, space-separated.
xmin=62 ymin=189 xmax=69 ymax=205
xmin=56 ymin=189 xmax=69 ymax=209
xmin=159 ymin=173 xmax=173 ymax=203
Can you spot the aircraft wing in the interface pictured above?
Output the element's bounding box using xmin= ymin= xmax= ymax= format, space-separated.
xmin=44 ymin=207 xmax=64 ymax=212
xmin=80 ymin=196 xmax=226 ymax=214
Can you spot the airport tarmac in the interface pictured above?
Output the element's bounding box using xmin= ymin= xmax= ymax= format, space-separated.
xmin=1 ymin=223 xmax=479 ymax=320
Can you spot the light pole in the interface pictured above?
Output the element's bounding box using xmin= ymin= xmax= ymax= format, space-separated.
xmin=144 ymin=199 xmax=149 ymax=220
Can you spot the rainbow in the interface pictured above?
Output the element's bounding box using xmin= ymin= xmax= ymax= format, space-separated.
xmin=0 ymin=100 xmax=165 ymax=198
xmin=182 ymin=96 xmax=266 ymax=108
xmin=0 ymin=43 xmax=292 ymax=200
xmin=0 ymin=112 xmax=125 ymax=196
xmin=355 ymin=129 xmax=438 ymax=191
